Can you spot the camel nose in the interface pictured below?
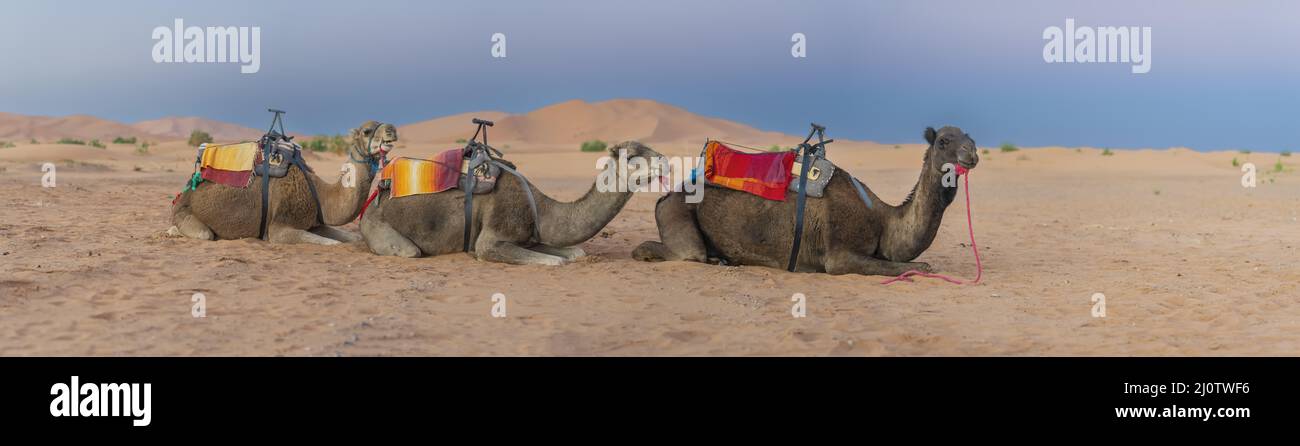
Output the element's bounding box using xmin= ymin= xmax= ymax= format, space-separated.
xmin=958 ymin=146 xmax=979 ymax=169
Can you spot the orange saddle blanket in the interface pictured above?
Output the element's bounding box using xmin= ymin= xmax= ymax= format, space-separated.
xmin=703 ymin=140 xmax=796 ymax=201
xmin=381 ymin=149 xmax=463 ymax=198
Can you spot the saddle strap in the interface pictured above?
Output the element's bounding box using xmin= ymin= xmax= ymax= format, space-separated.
xmin=492 ymin=160 xmax=542 ymax=244
xmin=258 ymin=149 xmax=271 ymax=240
xmin=462 ymin=171 xmax=478 ymax=252
xmin=787 ymin=149 xmax=813 ymax=272
xmin=848 ymin=174 xmax=874 ymax=210
xmin=257 ymin=145 xmax=324 ymax=241
xmin=460 ymin=160 xmax=542 ymax=253
xmin=290 ymin=150 xmax=325 ymax=227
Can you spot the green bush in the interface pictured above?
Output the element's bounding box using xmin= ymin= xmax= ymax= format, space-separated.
xmin=1231 ymin=157 xmax=1239 ymax=167
xmin=1102 ymin=148 xmax=1114 ymax=156
xmin=1239 ymin=149 xmax=1251 ymax=154
xmin=187 ymin=130 xmax=213 ymax=147
xmin=90 ymin=139 xmax=105 ymax=148
xmin=56 ymin=138 xmax=86 ymax=145
xmin=455 ymin=138 xmax=468 ymax=144
xmin=580 ymin=140 xmax=607 ymax=153
xmin=303 ymin=134 xmax=349 ymax=155
xmin=30 ymin=138 xmax=39 ymax=144
xmin=1282 ymin=150 xmax=1292 ymax=157
xmin=112 ymin=136 xmax=137 ymax=144
xmin=999 ymin=143 xmax=1018 ymax=153
xmin=1275 ymin=159 xmax=1285 ymax=173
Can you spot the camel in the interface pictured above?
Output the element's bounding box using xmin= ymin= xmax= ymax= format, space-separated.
xmin=632 ymin=126 xmax=979 ymax=276
xmin=169 ymin=121 xmax=396 ymax=245
xmin=360 ymin=141 xmax=666 ymax=265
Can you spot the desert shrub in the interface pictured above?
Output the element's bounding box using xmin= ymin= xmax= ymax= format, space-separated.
xmin=188 ymin=130 xmax=213 ymax=147
xmin=1000 ymin=143 xmax=1018 ymax=153
xmin=1231 ymin=157 xmax=1239 ymax=167
xmin=1275 ymin=159 xmax=1285 ymax=173
xmin=0 ymin=141 xmax=14 ymax=149
xmin=580 ymin=140 xmax=607 ymax=153
xmin=90 ymin=139 xmax=105 ymax=148
xmin=1282 ymin=150 xmax=1292 ymax=157
xmin=302 ymin=134 xmax=349 ymax=154
xmin=57 ymin=138 xmax=86 ymax=145
xmin=30 ymin=138 xmax=39 ymax=144
xmin=455 ymin=138 xmax=468 ymax=144
xmin=1102 ymin=148 xmax=1114 ymax=156
xmin=112 ymin=136 xmax=137 ymax=144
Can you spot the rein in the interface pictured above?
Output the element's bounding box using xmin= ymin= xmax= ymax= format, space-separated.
xmin=881 ymin=165 xmax=983 ymax=285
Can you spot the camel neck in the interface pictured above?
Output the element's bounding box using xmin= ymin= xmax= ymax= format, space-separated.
xmin=314 ymin=157 xmax=377 ymax=226
xmin=878 ymin=152 xmax=958 ymax=262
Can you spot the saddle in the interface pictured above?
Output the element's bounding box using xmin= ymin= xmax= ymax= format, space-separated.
xmin=194 ymin=139 xmax=306 ymax=188
xmin=701 ymin=140 xmax=837 ymax=200
xmin=380 ymin=148 xmax=499 ymax=199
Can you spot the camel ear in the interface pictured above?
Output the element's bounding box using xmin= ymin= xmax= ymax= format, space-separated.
xmin=924 ymin=127 xmax=938 ymax=145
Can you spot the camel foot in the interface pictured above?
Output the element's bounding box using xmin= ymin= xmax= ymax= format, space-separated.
xmin=479 ymin=241 xmax=568 ymax=266
xmin=311 ymin=225 xmax=361 ymax=243
xmin=171 ymin=217 xmax=214 ymax=241
xmin=360 ymin=216 xmax=421 ymax=258
xmin=269 ymin=226 xmax=340 ymax=245
xmin=632 ymin=241 xmax=668 ymax=262
xmin=826 ymin=254 xmax=931 ymax=276
xmin=530 ymin=244 xmax=586 ymax=260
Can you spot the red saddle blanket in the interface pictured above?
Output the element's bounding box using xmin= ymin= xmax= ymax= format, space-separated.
xmin=703 ymin=140 xmax=795 ymax=201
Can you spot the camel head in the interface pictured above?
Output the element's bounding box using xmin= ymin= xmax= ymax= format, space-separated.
xmin=608 ymin=141 xmax=668 ymax=190
xmin=923 ymin=126 xmax=979 ymax=172
xmin=349 ymin=120 xmax=399 ymax=160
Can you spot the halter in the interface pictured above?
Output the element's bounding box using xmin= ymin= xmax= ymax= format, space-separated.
xmin=350 ymin=122 xmax=389 ymax=176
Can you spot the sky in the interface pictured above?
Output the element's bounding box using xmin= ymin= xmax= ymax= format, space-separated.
xmin=1 ymin=0 xmax=1297 ymax=151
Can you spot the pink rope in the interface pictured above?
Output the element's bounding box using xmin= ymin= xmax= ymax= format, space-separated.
xmin=881 ymin=165 xmax=983 ymax=285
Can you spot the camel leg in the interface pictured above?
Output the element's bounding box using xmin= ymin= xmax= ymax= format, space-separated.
xmin=530 ymin=244 xmax=586 ymax=260
xmin=478 ymin=240 xmax=568 ymax=266
xmin=268 ymin=225 xmax=341 ymax=245
xmin=632 ymin=193 xmax=706 ymax=262
xmin=824 ymin=252 xmax=932 ymax=277
xmin=360 ymin=216 xmax=421 ymax=258
xmin=169 ymin=208 xmax=214 ymax=241
xmin=311 ymin=225 xmax=362 ymax=243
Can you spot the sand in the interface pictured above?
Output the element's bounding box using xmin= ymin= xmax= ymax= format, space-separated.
xmin=1 ymin=136 xmax=1298 ymax=356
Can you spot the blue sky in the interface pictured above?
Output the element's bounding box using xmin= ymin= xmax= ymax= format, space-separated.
xmin=1 ymin=0 xmax=1297 ymax=151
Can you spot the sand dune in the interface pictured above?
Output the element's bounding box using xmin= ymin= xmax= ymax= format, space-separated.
xmin=0 ymin=112 xmax=150 ymax=142
xmin=131 ymin=117 xmax=264 ymax=142
xmin=398 ymin=99 xmax=797 ymax=145
xmin=397 ymin=111 xmax=511 ymax=144
xmin=0 ymin=112 xmax=263 ymax=144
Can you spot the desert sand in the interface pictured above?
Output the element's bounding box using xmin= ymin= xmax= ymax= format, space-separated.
xmin=1 ymin=101 xmax=1298 ymax=356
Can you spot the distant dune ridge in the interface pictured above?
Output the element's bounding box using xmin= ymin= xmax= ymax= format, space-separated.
xmin=0 ymin=112 xmax=264 ymax=143
xmin=397 ymin=99 xmax=798 ymax=145
xmin=1 ymin=99 xmax=798 ymax=146
xmin=130 ymin=117 xmax=264 ymax=141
